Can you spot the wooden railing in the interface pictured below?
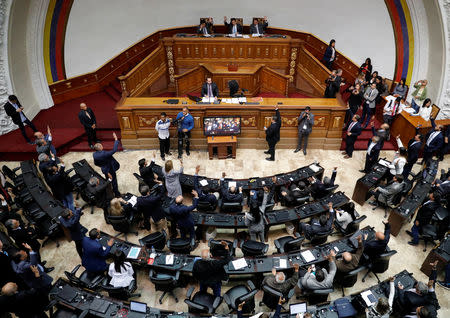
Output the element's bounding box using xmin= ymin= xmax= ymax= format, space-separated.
xmin=297 ymin=44 xmax=330 ymax=96
xmin=174 ymin=65 xmax=210 ymax=96
xmin=260 ymin=66 xmax=290 ymax=96
xmin=118 ymin=45 xmax=166 ymax=97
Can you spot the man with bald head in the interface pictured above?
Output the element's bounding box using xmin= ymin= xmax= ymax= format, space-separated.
xmin=363 ymin=221 xmax=391 ymax=259
xmin=169 ymin=190 xmax=199 ymax=240
xmin=78 ymin=102 xmax=98 ymax=149
xmin=192 ymin=241 xmax=232 ymax=297
xmin=335 ymin=235 xmax=363 ymax=273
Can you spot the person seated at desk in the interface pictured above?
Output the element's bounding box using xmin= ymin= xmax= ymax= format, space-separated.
xmin=368 ymin=174 xmax=404 ymax=207
xmin=362 ymin=221 xmax=391 ymax=259
xmin=201 ymin=77 xmax=218 ymax=99
xmin=422 ymin=117 xmax=444 ymax=165
xmin=5 ymin=219 xmax=42 ymax=263
xmin=138 ymin=155 xmax=158 ymax=188
xmin=193 ymin=241 xmax=232 ymax=297
xmin=299 ymin=202 xmax=335 ymax=240
xmin=308 ymin=168 xmax=337 ymax=199
xmin=224 ymin=16 xmax=242 ymax=35
xmin=396 ymin=133 xmax=423 ymax=178
xmin=244 ymin=202 xmax=265 ymax=242
xmin=336 ymin=235 xmax=363 ymax=273
xmin=411 ymin=98 xmax=432 ymax=121
xmin=136 ymin=184 xmax=167 ymax=233
xmin=263 ymin=263 xmax=299 ymax=295
xmin=297 ymin=252 xmax=336 ymax=293
xmin=250 ymin=16 xmax=268 ymax=35
xmin=169 ymin=190 xmax=198 ymax=240
xmin=87 ymin=176 xmax=114 ymax=221
xmin=407 ymin=192 xmax=441 ymax=246
xmin=383 ymin=96 xmax=404 ymax=125
xmin=108 ymin=250 xmax=135 ymax=288
xmin=366 ymin=277 xmax=395 ymax=318
xmin=197 ymin=17 xmax=213 ymax=36
xmin=392 ymin=78 xmax=408 ymax=99
xmin=194 ymin=165 xmax=219 ymax=207
xmin=109 ymin=197 xmax=133 ymax=218
xmin=82 ymin=228 xmax=114 ymax=275
xmin=335 ymin=202 xmax=356 ymax=231
xmin=220 ymin=172 xmax=244 ymax=204
xmin=280 ymin=181 xmax=310 ymax=207
xmin=249 ymin=176 xmax=276 ymax=212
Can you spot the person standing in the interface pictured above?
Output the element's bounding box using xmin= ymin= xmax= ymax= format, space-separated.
xmin=46 ymin=159 xmax=74 ymax=211
xmin=343 ymin=115 xmax=362 ymax=159
xmin=176 ymin=107 xmax=194 ymax=158
xmin=360 ymin=135 xmax=381 ymax=173
xmin=93 ymin=132 xmax=121 ymax=197
xmin=361 ymin=83 xmax=378 ymax=128
xmin=201 ymin=77 xmax=219 ymax=99
xmin=59 ymin=208 xmax=87 ymax=259
xmin=294 ymin=106 xmax=314 ymax=155
xmin=34 ymin=126 xmax=57 ymax=157
xmin=162 ymin=159 xmax=183 ymax=199
xmin=422 ymin=118 xmax=444 ymax=165
xmin=410 ymin=79 xmax=428 ymax=113
xmin=170 ymin=190 xmax=198 ymax=240
xmin=155 ymin=112 xmax=171 ymax=161
xmin=396 ymin=133 xmax=423 ymax=178
xmin=3 ymin=95 xmax=38 ymax=144
xmin=359 ymin=58 xmax=373 ymax=83
xmin=264 ymin=106 xmax=281 ymax=161
xmin=78 ymin=103 xmax=98 ymax=149
xmin=322 ymin=39 xmax=336 ymax=70
xmin=82 ymin=228 xmax=114 ymax=275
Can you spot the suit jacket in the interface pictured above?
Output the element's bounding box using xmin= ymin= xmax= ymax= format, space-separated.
xmin=93 ymin=140 xmax=120 ymax=175
xmin=298 ymin=112 xmax=315 ymax=134
xmin=78 ymin=107 xmax=96 ymax=129
xmin=363 ymin=223 xmax=390 ymax=258
xmin=4 ymin=100 xmax=26 ymax=125
xmin=424 ymin=119 xmax=444 ymax=153
xmin=11 ymin=251 xmax=53 ymax=288
xmin=378 ymin=181 xmax=404 ymax=205
xmin=136 ymin=185 xmax=165 ymax=222
xmin=224 ymin=22 xmax=243 ymax=34
xmin=366 ymin=140 xmax=382 ymax=163
xmin=346 ymin=121 xmax=362 ymax=142
xmin=263 ymin=271 xmax=299 ymax=294
xmin=300 ymin=260 xmax=336 ymax=290
xmin=194 ymin=175 xmax=218 ymax=206
xmin=304 ymin=210 xmax=335 ymax=238
xmin=0 ymin=285 xmax=49 ymax=317
xmin=81 ymin=237 xmax=111 ymax=272
xmin=336 ymin=241 xmax=363 ymax=273
xmin=46 ymin=166 xmax=72 ymax=201
xmin=139 ymin=160 xmax=156 ymax=188
xmin=250 ymin=21 xmax=268 ymax=34
xmin=415 ymin=201 xmax=440 ymax=226
xmin=169 ymin=198 xmax=198 ymax=229
xmin=322 ymin=46 xmax=335 ymax=63
xmin=193 ymin=254 xmax=232 ymax=285
xmin=201 ymin=82 xmax=219 ymax=97
xmin=407 ymin=139 xmax=422 ymax=164
xmin=363 ymin=87 xmax=378 ymax=109
xmin=59 ymin=208 xmax=87 ymax=241
xmin=265 ymin=109 xmax=281 ymax=144
xmin=220 ymin=181 xmax=243 ymax=203
xmin=9 ymin=227 xmax=40 ymax=252
xmin=87 ymin=180 xmax=114 ymax=209
xmin=0 ymin=251 xmax=18 ymax=286
xmin=250 ymin=185 xmax=275 ymax=208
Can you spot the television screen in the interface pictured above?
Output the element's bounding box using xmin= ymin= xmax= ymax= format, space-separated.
xmin=203 ymin=116 xmax=241 ymax=136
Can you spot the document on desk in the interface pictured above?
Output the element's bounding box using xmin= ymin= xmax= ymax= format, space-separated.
xmin=232 ymin=258 xmax=248 ymax=270
xmin=243 ymin=35 xmax=250 ymax=38
xmin=127 ymin=195 xmax=137 ymax=207
xmin=126 ymin=247 xmax=141 ymax=259
xmin=199 ymin=179 xmax=209 ymax=187
xmin=228 ymin=181 xmax=237 ymax=188
xmin=273 ymin=257 xmax=287 ymax=269
xmin=238 ymin=97 xmax=247 ymax=103
xmin=301 ymin=250 xmax=316 ymax=263
xmin=249 ymin=314 xmax=264 ymax=318
xmin=378 ymin=159 xmax=391 ymax=167
xmin=361 ymin=290 xmax=377 ymax=306
xmin=309 ymin=164 xmax=320 ymax=173
xmin=231 ymin=98 xmax=239 ymax=104
xmin=166 ymin=254 xmax=174 ymax=265
xmin=202 ymin=97 xmax=214 ymax=103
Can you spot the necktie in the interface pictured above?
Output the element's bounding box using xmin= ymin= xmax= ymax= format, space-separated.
xmin=369 ymin=89 xmax=373 ymax=98
xmin=208 ymin=84 xmax=212 ymax=97
xmin=256 ymin=25 xmax=260 ymax=35
xmin=348 ymin=122 xmax=355 ymax=132
xmin=233 ymin=25 xmax=236 ymax=34
xmin=203 ymin=27 xmax=207 ymax=35
xmin=392 ymin=103 xmax=397 ymax=116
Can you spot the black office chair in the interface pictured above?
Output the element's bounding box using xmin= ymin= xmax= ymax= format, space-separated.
xmin=295 ymin=196 xmax=311 ymax=206
xmin=228 ymin=80 xmax=239 ymax=97
xmin=303 ymin=288 xmax=334 ymax=305
xmin=133 ymin=172 xmax=147 ymax=191
xmin=209 ymin=239 xmax=237 ymax=257
xmin=197 ymin=200 xmax=217 ymax=212
xmin=241 ymin=239 xmax=269 ymax=257
xmin=2 ymin=165 xmax=24 ymax=188
xmin=139 ymin=230 xmax=167 ymax=251
xmin=79 ymin=187 xmax=97 ymax=214
xmin=334 ymin=266 xmax=366 ymax=296
xmin=64 ymin=264 xmax=104 ymax=289
xmin=224 ymin=280 xmax=258 ymax=314
xmin=184 ymin=286 xmax=222 ymax=314
xmin=101 ymin=277 xmax=141 ymax=300
xmin=419 ymin=224 xmax=439 ymax=252
xmin=305 ymin=228 xmax=333 ymax=246
xmin=149 ymin=269 xmax=180 ymax=304
xmin=274 ymin=232 xmax=304 ymax=254
xmin=220 ymin=200 xmax=243 ymax=213
xmin=105 ymin=214 xmax=138 ymax=242
xmin=372 ymin=183 xmax=408 ymax=217
xmin=261 ymin=284 xmax=294 ymax=310
xmin=167 ymin=237 xmax=196 ymax=254
xmin=361 ymin=249 xmax=397 ymax=282
xmin=334 ymin=214 xmax=367 ymax=236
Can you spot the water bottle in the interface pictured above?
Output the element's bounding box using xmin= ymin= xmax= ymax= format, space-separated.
xmin=151 ymin=245 xmax=155 ymax=254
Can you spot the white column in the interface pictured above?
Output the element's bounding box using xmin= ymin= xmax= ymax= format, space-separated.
xmin=438 ymin=0 xmax=450 ymax=118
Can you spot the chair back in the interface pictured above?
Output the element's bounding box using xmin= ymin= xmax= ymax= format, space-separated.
xmin=345 ymin=215 xmax=367 ymax=235
xmin=262 ymin=284 xmax=283 ymax=310
xmin=220 ymin=201 xmax=243 ymax=213
xmin=197 ymin=200 xmax=216 ymax=212
xmin=139 ymin=231 xmax=167 ymax=251
xmin=341 ymin=266 xmax=366 ymax=288
xmin=305 ymin=288 xmax=333 ymax=305
xmin=133 ymin=172 xmax=147 ymax=191
xmin=209 ymin=239 xmax=234 ymax=257
xmin=241 ymin=240 xmax=268 ymax=256
xmin=373 ymin=250 xmax=397 ymax=274
xmin=167 ymin=237 xmax=193 ymax=254
xmin=285 ymin=236 xmax=304 ymax=253
xmin=107 ymin=214 xmax=132 ymax=234
xmin=149 ymin=269 xmax=179 ymax=292
xmin=2 ymin=165 xmax=16 ymax=180
xmin=310 ymin=229 xmax=332 ymax=245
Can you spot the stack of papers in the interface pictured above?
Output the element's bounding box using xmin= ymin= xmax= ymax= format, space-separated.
xmin=232 ymin=258 xmax=248 ymax=270
xmin=301 ymin=250 xmax=316 ymax=262
xmin=199 ymin=179 xmax=209 ymax=187
xmin=378 ymin=159 xmax=391 ymax=167
xmin=165 ymin=254 xmax=174 ymax=265
xmin=228 ymin=181 xmax=237 ymax=188
xmin=202 ymin=97 xmax=215 ymax=103
xmin=127 ymin=195 xmax=137 ymax=207
xmin=309 ymin=164 xmax=320 ymax=173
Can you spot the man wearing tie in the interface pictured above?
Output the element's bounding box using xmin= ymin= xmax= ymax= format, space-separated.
xmin=360 ymin=135 xmax=381 ymax=173
xmin=343 ymin=115 xmax=362 ymax=159
xmin=93 ymin=132 xmax=121 ymax=197
xmin=197 ymin=18 xmax=213 ymax=36
xmin=224 ymin=17 xmax=242 ymax=35
xmin=250 ymin=17 xmax=268 ymax=35
xmin=361 ymin=83 xmax=378 ymax=129
xmin=78 ymin=103 xmax=98 ymax=149
xmin=383 ymin=96 xmax=402 ymax=125
xmin=294 ymin=106 xmax=314 ymax=155
xmin=264 ymin=106 xmax=281 ymax=161
xmin=396 ymin=133 xmax=423 ymax=178
xmin=422 ymin=118 xmax=444 ymax=165
xmin=201 ymin=77 xmax=219 ymax=99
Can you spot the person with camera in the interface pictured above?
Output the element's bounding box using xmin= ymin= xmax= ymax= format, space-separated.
xmin=175 ymin=107 xmax=194 ymax=158
xmin=294 ymin=106 xmax=315 ymax=155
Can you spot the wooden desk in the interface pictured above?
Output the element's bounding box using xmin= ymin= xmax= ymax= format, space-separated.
xmin=420 ymin=235 xmax=449 ymax=277
xmin=207 ymin=136 xmax=237 ymax=159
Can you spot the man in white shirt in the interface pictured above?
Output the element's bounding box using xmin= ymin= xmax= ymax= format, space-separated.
xmin=155 ymin=112 xmax=171 ymax=161
xmin=383 ymin=96 xmax=404 ymax=125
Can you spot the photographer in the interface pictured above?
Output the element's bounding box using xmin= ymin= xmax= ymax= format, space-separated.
xmin=175 ymin=107 xmax=194 ymax=158
xmin=294 ymin=106 xmax=314 ymax=155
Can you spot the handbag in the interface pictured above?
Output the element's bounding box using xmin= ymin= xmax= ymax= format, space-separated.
xmin=335 ymin=297 xmax=357 ymax=318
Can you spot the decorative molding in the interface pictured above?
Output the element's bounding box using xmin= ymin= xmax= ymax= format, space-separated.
xmin=0 ymin=0 xmax=14 ymax=135
xmin=438 ymin=0 xmax=450 ymax=118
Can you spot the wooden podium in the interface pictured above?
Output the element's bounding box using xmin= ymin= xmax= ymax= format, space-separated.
xmin=207 ymin=136 xmax=237 ymax=159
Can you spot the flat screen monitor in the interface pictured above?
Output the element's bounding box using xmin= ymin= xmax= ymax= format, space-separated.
xmin=290 ymin=302 xmax=307 ymax=315
xmin=203 ymin=116 xmax=241 ymax=136
xmin=130 ymin=301 xmax=147 ymax=313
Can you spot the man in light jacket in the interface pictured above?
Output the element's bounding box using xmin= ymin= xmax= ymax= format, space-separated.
xmin=361 ymin=83 xmax=378 ymax=128
xmin=370 ymin=175 xmax=404 ymax=206
xmin=298 ymin=252 xmax=336 ymax=291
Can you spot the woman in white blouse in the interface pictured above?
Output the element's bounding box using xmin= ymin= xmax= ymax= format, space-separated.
xmin=108 ymin=250 xmax=135 ymax=288
xmin=412 ymin=98 xmax=432 ymax=121
xmin=387 ymin=147 xmax=407 ymax=181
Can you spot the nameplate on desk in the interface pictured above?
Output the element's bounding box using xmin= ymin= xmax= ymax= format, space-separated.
xmin=231 ymin=258 xmax=248 ymax=270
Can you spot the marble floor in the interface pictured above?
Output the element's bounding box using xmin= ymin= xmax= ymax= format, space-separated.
xmin=2 ymin=148 xmax=449 ymax=316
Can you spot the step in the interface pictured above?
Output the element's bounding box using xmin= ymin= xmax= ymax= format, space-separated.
xmin=80 ymin=130 xmax=122 ymax=142
xmin=68 ymin=139 xmax=124 ymax=152
xmin=104 ymin=86 xmax=122 ymax=102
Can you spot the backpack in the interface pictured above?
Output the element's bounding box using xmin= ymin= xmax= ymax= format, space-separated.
xmin=335 ymin=297 xmax=357 ymax=318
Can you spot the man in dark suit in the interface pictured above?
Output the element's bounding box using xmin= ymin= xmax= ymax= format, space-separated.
xmin=264 ymin=106 xmax=281 ymax=161
xmin=169 ymin=191 xmax=198 ymax=240
xmin=93 ymin=132 xmax=121 ymax=197
xmin=299 ymin=202 xmax=335 ymax=240
xmin=363 ymin=221 xmax=390 ymax=259
xmin=308 ymin=168 xmax=337 ymax=199
xmin=59 ymin=208 xmax=87 ymax=259
xmin=422 ymin=118 xmax=444 ymax=165
xmin=0 ymin=240 xmax=19 ymax=287
xmin=396 ymin=133 xmax=423 ymax=178
xmin=81 ymin=228 xmax=114 ymax=274
xmin=249 ymin=177 xmax=276 ymax=212
xmin=138 ymin=157 xmax=157 ymax=188
xmin=280 ymin=182 xmax=310 ymax=206
xmin=360 ymin=135 xmax=381 ymax=173
xmin=194 ymin=165 xmax=218 ymax=208
xmin=87 ymin=176 xmax=114 ymax=220
xmin=78 ymin=103 xmax=98 ymax=149
xmin=201 ymin=77 xmax=219 ymax=98
xmin=220 ymin=172 xmax=243 ymax=204
xmin=295 ymin=106 xmax=315 ymax=155
xmin=224 ymin=17 xmax=243 ymax=35
xmin=343 ymin=114 xmax=362 ymax=159
xmin=5 ymin=219 xmax=42 ymax=263
xmin=197 ymin=18 xmax=213 ymax=35
xmin=46 ymin=160 xmax=74 ymax=211
xmin=136 ymin=184 xmax=167 ymax=233
xmin=407 ymin=192 xmax=440 ymax=246
xmin=250 ymin=17 xmax=268 ymax=35
xmin=3 ymin=95 xmax=38 ymax=144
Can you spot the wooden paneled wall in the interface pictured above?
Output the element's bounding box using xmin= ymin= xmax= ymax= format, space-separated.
xmin=297 ymin=44 xmax=331 ymax=96
xmin=174 ymin=66 xmax=209 ymax=96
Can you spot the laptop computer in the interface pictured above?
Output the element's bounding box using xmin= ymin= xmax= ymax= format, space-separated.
xmin=130 ymin=301 xmax=147 ymax=313
xmin=290 ymin=302 xmax=307 ymax=316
